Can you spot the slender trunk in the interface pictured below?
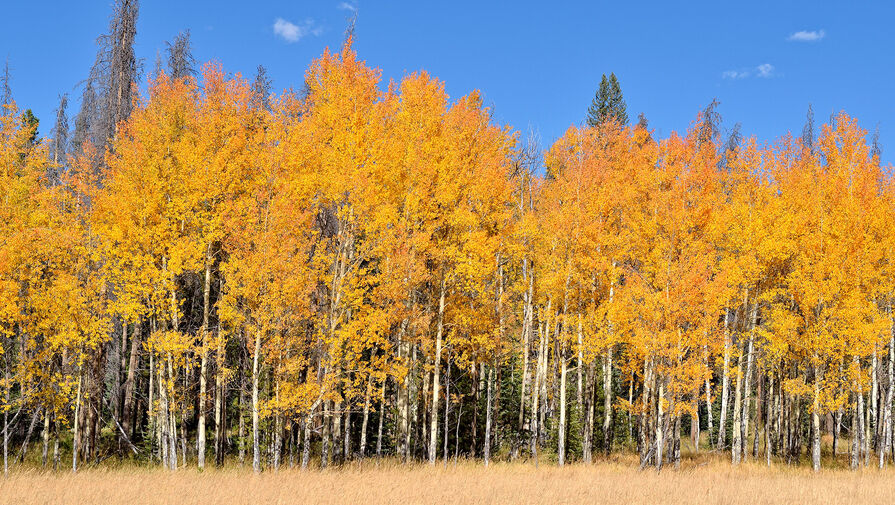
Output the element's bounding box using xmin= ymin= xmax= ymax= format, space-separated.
xmin=639 ymin=359 xmax=653 ymax=467
xmin=871 ymin=346 xmax=879 ymax=451
xmin=673 ymin=415 xmax=681 ymax=468
xmin=558 ymin=349 xmax=567 ymax=466
xmin=428 ymin=276 xmax=445 ymax=464
xmin=732 ymin=333 xmax=745 ymax=464
xmin=72 ymin=373 xmax=82 ymax=473
xmin=603 ymin=272 xmax=615 ymax=455
xmin=443 ymin=355 xmax=451 ymax=465
xmin=198 ymin=254 xmax=212 ymax=470
xmin=214 ymin=340 xmax=224 ymax=466
xmin=301 ymin=412 xmax=312 ymax=470
xmin=576 ymin=317 xmax=583 ymax=438
xmin=53 ymin=421 xmax=59 ymax=471
xmin=718 ymin=310 xmax=731 ymax=449
xmin=252 ymin=330 xmax=262 ymax=473
xmin=741 ymin=309 xmax=756 ymax=461
xmin=767 ymin=373 xmax=775 ymax=465
xmin=238 ymin=354 xmax=246 ymax=466
xmin=603 ymin=346 xmax=613 ymax=455
xmin=655 ymin=377 xmax=664 ymax=469
xmin=484 ymin=365 xmax=494 ymax=466
xmin=122 ymin=322 xmax=141 ymax=438
xmin=332 ymin=401 xmax=342 ymax=465
xmin=705 ymin=369 xmax=713 ymax=445
xmin=410 ymin=347 xmax=419 ymax=460
xmin=691 ymin=401 xmax=700 ymax=454
xmin=753 ymin=371 xmax=763 ymax=459
xmin=518 ymin=287 xmax=532 ymax=433
xmin=149 ymin=348 xmax=156 ymax=463
xmin=321 ymin=401 xmax=331 ymax=468
xmin=539 ymin=309 xmax=553 ymax=447
xmin=583 ymin=360 xmax=595 ymax=463
xmin=880 ymin=321 xmax=894 ymax=469
xmin=117 ymin=322 xmax=127 ymax=424
xmin=812 ymin=365 xmax=821 ymax=472
xmin=274 ymin=385 xmax=283 ymax=469
xmin=833 ymin=407 xmax=841 ymax=458
xmin=851 ymin=358 xmax=865 ymax=469
xmin=343 ymin=406 xmax=351 ymax=462
xmin=4 ymin=364 xmax=9 ymax=475
xmin=360 ymin=377 xmax=372 ymax=457
xmin=42 ymin=408 xmax=50 ymax=466
xmin=396 ymin=320 xmax=411 ymax=462
xmin=166 ymin=356 xmax=177 ymax=470
xmin=376 ymin=382 xmax=385 ymax=460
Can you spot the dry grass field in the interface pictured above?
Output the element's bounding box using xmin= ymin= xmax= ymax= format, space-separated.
xmin=2 ymin=456 xmax=895 ymax=505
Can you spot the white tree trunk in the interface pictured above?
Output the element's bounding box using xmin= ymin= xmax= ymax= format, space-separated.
xmin=718 ymin=310 xmax=731 ymax=449
xmin=732 ymin=337 xmax=744 ymax=465
xmin=812 ymin=369 xmax=821 ymax=472
xmin=558 ymin=350 xmax=567 ymax=466
xmin=484 ymin=366 xmax=494 ymax=466
xmin=198 ymin=256 xmax=211 ymax=469
xmin=428 ymin=277 xmax=445 ymax=464
xmin=252 ymin=330 xmax=262 ymax=473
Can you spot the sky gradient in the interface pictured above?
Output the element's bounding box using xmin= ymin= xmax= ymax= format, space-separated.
xmin=2 ymin=1 xmax=893 ymax=163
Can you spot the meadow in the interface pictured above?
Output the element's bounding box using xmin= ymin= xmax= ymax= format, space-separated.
xmin=2 ymin=455 xmax=893 ymax=505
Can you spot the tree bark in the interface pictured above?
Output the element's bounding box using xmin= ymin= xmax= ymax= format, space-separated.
xmin=376 ymin=382 xmax=385 ymax=460
xmin=360 ymin=376 xmax=372 ymax=458
xmin=71 ymin=373 xmax=82 ymax=473
xmin=428 ymin=276 xmax=445 ymax=464
xmin=880 ymin=324 xmax=894 ymax=469
xmin=741 ymin=313 xmax=755 ymax=461
xmin=718 ymin=309 xmax=732 ymax=449
xmin=603 ymin=347 xmax=613 ymax=456
xmin=732 ymin=333 xmax=745 ymax=464
xmin=655 ymin=377 xmax=664 ymax=470
xmin=558 ymin=348 xmax=567 ymax=466
xmin=198 ymin=253 xmax=212 ymax=469
xmin=41 ymin=408 xmax=50 ymax=466
xmin=443 ymin=355 xmax=451 ymax=465
xmin=484 ymin=366 xmax=494 ymax=466
xmin=812 ymin=367 xmax=821 ymax=472
xmin=122 ymin=321 xmax=141 ymax=439
xmin=251 ymin=329 xmax=262 ymax=473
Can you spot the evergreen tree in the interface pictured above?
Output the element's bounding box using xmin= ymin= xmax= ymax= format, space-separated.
xmin=586 ymin=72 xmax=628 ymax=126
xmin=21 ymin=109 xmax=38 ymax=146
xmin=636 ymin=112 xmax=649 ymax=130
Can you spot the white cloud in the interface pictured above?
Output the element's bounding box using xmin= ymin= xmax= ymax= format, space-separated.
xmin=273 ymin=18 xmax=322 ymax=43
xmin=338 ymin=2 xmax=358 ymax=12
xmin=756 ymin=63 xmax=774 ymax=78
xmin=722 ymin=63 xmax=775 ymax=80
xmin=788 ymin=29 xmax=825 ymax=42
xmin=722 ymin=70 xmax=749 ymax=80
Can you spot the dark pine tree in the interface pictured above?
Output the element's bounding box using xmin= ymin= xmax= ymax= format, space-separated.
xmin=587 ymin=73 xmax=628 ymax=127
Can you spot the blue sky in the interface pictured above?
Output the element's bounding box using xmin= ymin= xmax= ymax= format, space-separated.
xmin=2 ymin=1 xmax=893 ymax=164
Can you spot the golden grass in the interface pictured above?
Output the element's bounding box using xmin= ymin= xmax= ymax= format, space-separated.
xmin=2 ymin=456 xmax=895 ymax=505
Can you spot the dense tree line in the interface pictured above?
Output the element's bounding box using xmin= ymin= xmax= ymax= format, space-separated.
xmin=1 ymin=4 xmax=894 ymax=476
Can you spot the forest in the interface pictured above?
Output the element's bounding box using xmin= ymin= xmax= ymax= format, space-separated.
xmin=1 ymin=0 xmax=894 ymax=480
